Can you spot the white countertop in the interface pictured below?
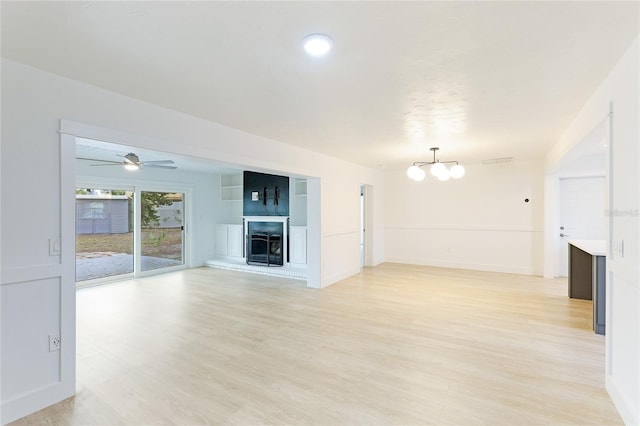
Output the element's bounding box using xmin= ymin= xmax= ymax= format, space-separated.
xmin=569 ymin=239 xmax=606 ymax=256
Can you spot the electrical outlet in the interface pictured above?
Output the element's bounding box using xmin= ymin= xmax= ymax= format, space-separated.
xmin=49 ymin=334 xmax=61 ymax=352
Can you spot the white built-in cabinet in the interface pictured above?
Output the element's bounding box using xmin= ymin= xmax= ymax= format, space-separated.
xmin=289 ymin=226 xmax=307 ymax=265
xmin=216 ymin=224 xmax=243 ymax=257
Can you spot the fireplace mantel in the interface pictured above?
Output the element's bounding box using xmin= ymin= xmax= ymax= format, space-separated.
xmin=243 ymin=216 xmax=289 ymax=224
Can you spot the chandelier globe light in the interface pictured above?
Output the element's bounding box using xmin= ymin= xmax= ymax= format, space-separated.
xmin=406 ymin=165 xmax=421 ymax=180
xmin=406 ymin=147 xmax=465 ymax=182
xmin=413 ymin=167 xmax=426 ymax=181
xmin=450 ymin=164 xmax=465 ymax=179
xmin=437 ymin=168 xmax=451 ymax=181
xmin=430 ymin=162 xmax=446 ymax=177
xmin=406 ymin=165 xmax=426 ymax=181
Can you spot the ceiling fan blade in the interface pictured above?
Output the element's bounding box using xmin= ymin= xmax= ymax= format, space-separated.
xmin=146 ymin=164 xmax=178 ymax=169
xmin=76 ymin=157 xmax=121 ymax=164
xmin=140 ymin=160 xmax=175 ymax=165
xmin=78 ymin=153 xmax=176 ymax=169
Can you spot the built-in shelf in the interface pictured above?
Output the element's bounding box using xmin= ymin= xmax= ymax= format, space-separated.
xmin=294 ymin=178 xmax=307 ymax=196
xmin=221 ymin=173 xmax=243 ymax=201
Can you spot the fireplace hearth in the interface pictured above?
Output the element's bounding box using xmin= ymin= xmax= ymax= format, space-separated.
xmin=246 ymin=221 xmax=284 ymax=266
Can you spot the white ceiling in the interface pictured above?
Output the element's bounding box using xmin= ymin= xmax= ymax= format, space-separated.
xmin=2 ymin=1 xmax=638 ymax=170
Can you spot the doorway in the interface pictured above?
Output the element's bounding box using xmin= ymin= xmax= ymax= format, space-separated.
xmin=360 ymin=184 xmax=374 ymax=268
xmin=558 ymin=176 xmax=606 ymax=276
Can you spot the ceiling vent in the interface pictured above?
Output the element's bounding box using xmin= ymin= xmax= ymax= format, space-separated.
xmin=482 ymin=157 xmax=513 ymax=165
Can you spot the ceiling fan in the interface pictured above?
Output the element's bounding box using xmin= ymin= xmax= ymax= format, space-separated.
xmin=77 ymin=152 xmax=177 ymax=170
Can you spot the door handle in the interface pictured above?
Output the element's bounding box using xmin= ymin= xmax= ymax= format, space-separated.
xmin=560 ymin=233 xmax=569 ymax=237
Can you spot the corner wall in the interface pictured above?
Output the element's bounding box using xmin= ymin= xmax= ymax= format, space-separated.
xmin=546 ymin=36 xmax=639 ymax=425
xmin=384 ymin=160 xmax=544 ymax=275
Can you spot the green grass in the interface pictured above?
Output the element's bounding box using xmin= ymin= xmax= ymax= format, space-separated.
xmin=76 ymin=228 xmax=183 ymax=260
xmin=76 ymin=232 xmax=133 ymax=254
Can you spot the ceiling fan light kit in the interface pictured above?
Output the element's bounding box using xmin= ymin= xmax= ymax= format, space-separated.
xmin=124 ymin=163 xmax=140 ymax=171
xmin=407 ymin=147 xmax=465 ymax=182
xmin=122 ymin=153 xmax=141 ymax=171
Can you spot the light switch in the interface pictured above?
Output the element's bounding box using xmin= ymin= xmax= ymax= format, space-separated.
xmin=613 ymin=239 xmax=624 ymax=258
xmin=49 ymin=238 xmax=61 ymax=256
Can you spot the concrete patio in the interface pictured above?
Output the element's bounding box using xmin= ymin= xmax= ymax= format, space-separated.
xmin=76 ymin=253 xmax=181 ymax=281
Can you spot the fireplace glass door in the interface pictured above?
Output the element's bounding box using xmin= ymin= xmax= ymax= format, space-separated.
xmin=247 ymin=221 xmax=283 ymax=266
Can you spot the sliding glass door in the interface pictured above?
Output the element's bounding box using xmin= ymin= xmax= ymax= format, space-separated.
xmin=76 ymin=187 xmax=187 ymax=283
xmin=140 ymin=191 xmax=184 ymax=272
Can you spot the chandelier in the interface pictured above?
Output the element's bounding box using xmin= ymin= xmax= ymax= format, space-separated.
xmin=406 ymin=147 xmax=465 ymax=181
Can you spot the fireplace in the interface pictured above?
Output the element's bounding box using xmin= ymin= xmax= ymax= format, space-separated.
xmin=246 ymin=221 xmax=284 ymax=266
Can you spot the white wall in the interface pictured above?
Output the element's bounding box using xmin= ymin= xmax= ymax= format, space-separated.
xmin=545 ymin=37 xmax=639 ymax=425
xmin=0 ymin=58 xmax=384 ymax=423
xmin=384 ymin=160 xmax=544 ymax=275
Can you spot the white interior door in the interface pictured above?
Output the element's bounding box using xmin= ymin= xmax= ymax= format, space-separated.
xmin=558 ymin=176 xmax=606 ymax=276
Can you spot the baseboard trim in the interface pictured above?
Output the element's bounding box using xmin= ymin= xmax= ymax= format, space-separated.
xmin=383 ymin=257 xmax=537 ymax=276
xmin=1 ymin=382 xmax=74 ymax=425
xmin=606 ymin=374 xmax=638 ymax=425
xmin=321 ymin=267 xmax=360 ymax=288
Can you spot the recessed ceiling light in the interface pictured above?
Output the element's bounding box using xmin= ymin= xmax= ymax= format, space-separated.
xmin=303 ymin=34 xmax=333 ymax=57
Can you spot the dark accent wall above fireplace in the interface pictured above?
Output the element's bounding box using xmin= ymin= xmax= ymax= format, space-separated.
xmin=243 ymin=171 xmax=290 ymax=216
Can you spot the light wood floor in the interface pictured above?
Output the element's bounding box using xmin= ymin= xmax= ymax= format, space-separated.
xmin=12 ymin=264 xmax=621 ymax=425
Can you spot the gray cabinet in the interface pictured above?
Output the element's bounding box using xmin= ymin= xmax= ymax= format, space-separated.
xmin=568 ymin=240 xmax=606 ymax=335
